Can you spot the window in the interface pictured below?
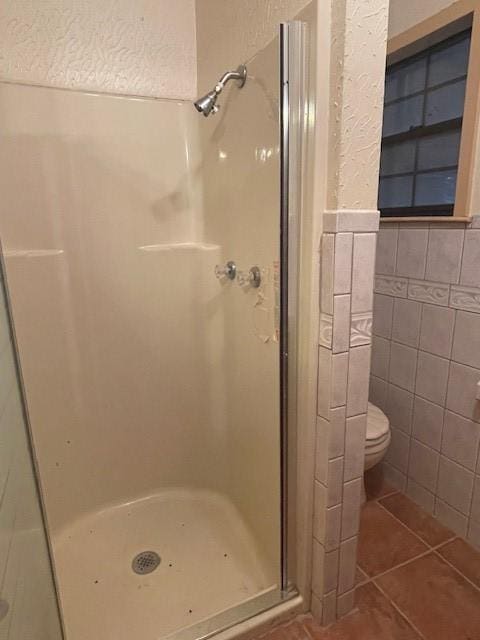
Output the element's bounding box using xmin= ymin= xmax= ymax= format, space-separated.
xmin=378 ymin=29 xmax=472 ymax=217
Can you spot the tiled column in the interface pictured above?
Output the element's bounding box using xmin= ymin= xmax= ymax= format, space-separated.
xmin=310 ymin=0 xmax=388 ymax=624
xmin=311 ymin=211 xmax=378 ymax=624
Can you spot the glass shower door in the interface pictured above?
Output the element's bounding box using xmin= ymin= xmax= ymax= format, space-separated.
xmin=0 ymin=276 xmax=63 ymax=639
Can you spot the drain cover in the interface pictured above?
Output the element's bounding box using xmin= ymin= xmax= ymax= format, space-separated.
xmin=132 ymin=551 xmax=161 ymax=575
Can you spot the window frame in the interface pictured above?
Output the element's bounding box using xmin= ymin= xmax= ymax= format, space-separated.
xmin=381 ymin=6 xmax=480 ymax=222
xmin=379 ymin=28 xmax=471 ymax=219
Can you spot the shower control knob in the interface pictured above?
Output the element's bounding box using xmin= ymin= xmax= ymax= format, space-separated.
xmin=215 ymin=261 xmax=236 ymax=281
xmin=237 ymin=266 xmax=261 ymax=288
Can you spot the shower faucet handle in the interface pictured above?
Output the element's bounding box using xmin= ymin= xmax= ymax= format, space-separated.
xmin=215 ymin=261 xmax=236 ymax=280
xmin=237 ymin=266 xmax=261 ymax=288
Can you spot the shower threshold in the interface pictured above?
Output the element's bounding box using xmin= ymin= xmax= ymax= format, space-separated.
xmin=53 ymin=489 xmax=280 ymax=640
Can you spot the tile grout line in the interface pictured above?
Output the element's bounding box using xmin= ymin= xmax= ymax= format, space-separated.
xmin=432 ymin=548 xmax=480 ymax=595
xmin=375 ymin=496 xmax=456 ymax=551
xmin=371 ymin=579 xmax=428 ymax=640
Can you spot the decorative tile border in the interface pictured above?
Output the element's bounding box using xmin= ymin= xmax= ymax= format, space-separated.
xmin=375 ymin=276 xmax=480 ymax=315
xmin=374 ymin=275 xmax=408 ymax=298
xmin=350 ymin=313 xmax=372 ymax=347
xmin=450 ymin=285 xmax=480 ymax=313
xmin=320 ymin=313 xmax=333 ymax=348
xmin=408 ymin=279 xmax=450 ymax=307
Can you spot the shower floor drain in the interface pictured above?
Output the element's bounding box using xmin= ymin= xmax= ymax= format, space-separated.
xmin=132 ymin=551 xmax=161 ymax=575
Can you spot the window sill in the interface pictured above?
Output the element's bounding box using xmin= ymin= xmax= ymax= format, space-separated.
xmin=380 ymin=216 xmax=472 ymax=223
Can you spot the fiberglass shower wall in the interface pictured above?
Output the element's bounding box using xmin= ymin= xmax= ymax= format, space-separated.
xmin=0 ymin=85 xmax=225 ymax=533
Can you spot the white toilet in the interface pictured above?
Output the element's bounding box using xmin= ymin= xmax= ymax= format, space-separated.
xmin=362 ymin=401 xmax=391 ymax=501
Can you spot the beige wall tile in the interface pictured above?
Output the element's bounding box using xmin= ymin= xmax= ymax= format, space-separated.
xmin=396 ymin=228 xmax=428 ymax=279
xmin=312 ymin=539 xmax=326 ymax=597
xmin=389 ymin=342 xmax=417 ymax=392
xmin=470 ymin=476 xmax=480 ymax=523
xmin=386 ymin=384 xmax=413 ymax=434
xmin=344 ymin=414 xmax=367 ymax=481
xmin=315 ymin=417 xmax=329 ymax=484
xmin=385 ymin=426 xmax=410 ymax=473
xmin=373 ymin=293 xmax=394 ymax=338
xmin=446 ymin=362 xmax=480 ymax=423
xmin=347 ymin=346 xmax=371 ymax=417
xmin=412 ymin=396 xmax=444 ymax=451
xmin=376 ymin=225 xmax=398 ymax=275
xmin=329 ymin=407 xmax=347 ymax=459
xmin=371 ymin=336 xmax=390 ymax=380
xmin=332 ymin=352 xmax=349 ymax=408
xmin=419 ymin=304 xmax=455 ymax=359
xmin=441 ymin=411 xmax=480 ymax=471
xmin=452 ymin=311 xmax=480 ymax=370
xmin=425 ymin=228 xmax=464 ymax=285
xmin=381 ymin=461 xmax=407 ymax=491
xmin=338 ymin=536 xmax=357 ymax=594
xmin=460 ymin=230 xmax=480 ymax=287
xmin=392 ymin=298 xmax=422 ymax=348
xmin=317 ymin=346 xmax=332 ymax=419
xmin=336 ymin=589 xmax=355 ymax=618
xmin=333 ymin=295 xmax=351 ymax=354
xmin=406 ymin=478 xmax=435 ymax=514
xmin=409 ymin=439 xmax=439 ymax=493
xmin=324 ymin=549 xmax=340 ymax=594
xmin=415 ymin=351 xmax=450 ymax=406
xmin=352 ymin=234 xmax=376 ymax=314
xmin=321 ymin=234 xmax=335 ymax=315
xmin=437 ymin=456 xmax=474 ymax=515
xmin=327 ymin=457 xmax=344 ymax=507
xmin=341 ymin=478 xmax=361 ymax=540
xmin=334 ymin=233 xmax=353 ymax=294
xmin=313 ymin=480 xmax=327 ymax=543
xmin=322 ymin=590 xmax=337 ymax=626
xmin=434 ymin=499 xmax=468 ymax=537
xmin=369 ymin=376 xmax=388 ymax=412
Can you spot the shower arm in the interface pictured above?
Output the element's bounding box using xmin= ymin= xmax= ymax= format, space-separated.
xmin=215 ymin=66 xmax=247 ymax=95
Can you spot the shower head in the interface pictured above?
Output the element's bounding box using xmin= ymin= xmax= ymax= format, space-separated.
xmin=194 ymin=90 xmax=219 ymax=117
xmin=194 ymin=65 xmax=247 ymax=117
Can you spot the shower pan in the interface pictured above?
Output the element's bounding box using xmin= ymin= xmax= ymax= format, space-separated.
xmin=0 ymin=21 xmax=307 ymax=640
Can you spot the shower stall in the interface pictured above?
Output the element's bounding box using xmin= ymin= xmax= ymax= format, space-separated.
xmin=0 ymin=19 xmax=309 ymax=640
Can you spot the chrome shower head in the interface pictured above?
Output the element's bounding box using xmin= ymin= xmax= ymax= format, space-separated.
xmin=194 ymin=90 xmax=219 ymax=117
xmin=194 ymin=65 xmax=247 ymax=117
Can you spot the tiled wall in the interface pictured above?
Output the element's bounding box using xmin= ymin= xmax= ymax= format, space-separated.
xmin=312 ymin=210 xmax=378 ymax=625
xmin=370 ymin=217 xmax=480 ymax=549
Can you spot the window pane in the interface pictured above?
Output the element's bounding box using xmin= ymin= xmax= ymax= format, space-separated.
xmin=385 ymin=58 xmax=427 ymax=103
xmin=428 ymin=36 xmax=471 ymax=87
xmin=417 ymin=131 xmax=461 ymax=171
xmin=380 ymin=140 xmax=416 ymax=175
xmin=415 ymin=170 xmax=457 ymax=205
xmin=383 ymin=94 xmax=424 ymax=136
xmin=425 ymin=79 xmax=466 ymax=125
xmin=379 ymin=175 xmax=413 ymax=208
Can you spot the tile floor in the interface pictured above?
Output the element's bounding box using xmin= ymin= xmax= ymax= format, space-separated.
xmin=257 ymin=468 xmax=480 ymax=640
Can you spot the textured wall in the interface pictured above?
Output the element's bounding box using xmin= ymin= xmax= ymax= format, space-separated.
xmin=195 ymin=0 xmax=311 ymax=91
xmin=388 ymin=0 xmax=457 ymax=38
xmin=327 ymin=0 xmax=389 ymax=210
xmin=0 ymin=0 xmax=197 ymax=98
xmin=371 ymin=218 xmax=480 ymax=550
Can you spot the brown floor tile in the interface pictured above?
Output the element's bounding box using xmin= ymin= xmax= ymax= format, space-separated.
xmin=437 ymin=537 xmax=480 ymax=590
xmin=377 ymin=552 xmax=480 ymax=640
xmin=379 ymin=492 xmax=454 ymax=547
xmin=357 ymin=501 xmax=428 ymax=577
xmin=355 ymin=566 xmax=368 ymax=585
xmin=364 ymin=466 xmax=396 ymax=500
xmin=314 ymin=583 xmax=421 ymax=639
